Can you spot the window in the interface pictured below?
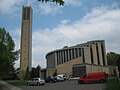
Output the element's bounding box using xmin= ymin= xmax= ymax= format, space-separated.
xmin=61 ymin=51 xmax=63 ymax=63
xmin=75 ymin=48 xmax=78 ymax=58
xmin=72 ymin=49 xmax=75 ymax=59
xmin=56 ymin=52 xmax=59 ymax=65
xmin=90 ymin=45 xmax=93 ymax=64
xmin=27 ymin=8 xmax=30 ymax=20
xmin=66 ymin=50 xmax=69 ymax=61
xmin=82 ymin=74 xmax=87 ymax=78
xmin=69 ymin=49 xmax=71 ymax=60
xmin=101 ymin=44 xmax=106 ymax=65
xmin=82 ymin=48 xmax=85 ymax=63
xmin=23 ymin=8 xmax=26 ymax=20
xmin=96 ymin=45 xmax=100 ymax=65
xmin=63 ymin=50 xmax=66 ymax=62
xmin=79 ymin=48 xmax=81 ymax=57
xmin=35 ymin=79 xmax=39 ymax=81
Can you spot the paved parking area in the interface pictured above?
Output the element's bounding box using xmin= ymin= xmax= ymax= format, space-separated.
xmin=19 ymin=80 xmax=106 ymax=90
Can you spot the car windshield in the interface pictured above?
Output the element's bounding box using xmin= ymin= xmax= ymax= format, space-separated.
xmin=81 ymin=74 xmax=87 ymax=78
xmin=31 ymin=79 xmax=34 ymax=81
xmin=35 ymin=78 xmax=39 ymax=81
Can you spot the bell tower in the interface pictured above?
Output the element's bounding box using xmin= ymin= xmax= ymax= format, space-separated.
xmin=20 ymin=6 xmax=32 ymax=79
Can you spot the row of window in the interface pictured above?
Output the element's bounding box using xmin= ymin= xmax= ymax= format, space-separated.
xmin=56 ymin=48 xmax=83 ymax=65
xmin=23 ymin=7 xmax=30 ymax=20
xmin=56 ymin=43 xmax=106 ymax=66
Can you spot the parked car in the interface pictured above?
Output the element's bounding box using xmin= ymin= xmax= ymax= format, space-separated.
xmin=78 ymin=72 xmax=107 ymax=84
xmin=55 ymin=76 xmax=64 ymax=82
xmin=27 ymin=78 xmax=45 ymax=86
xmin=57 ymin=74 xmax=67 ymax=80
xmin=44 ymin=76 xmax=57 ymax=83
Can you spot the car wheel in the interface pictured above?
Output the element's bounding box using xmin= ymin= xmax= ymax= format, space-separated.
xmin=37 ymin=83 xmax=40 ymax=86
xmin=27 ymin=83 xmax=30 ymax=86
xmin=80 ymin=81 xmax=84 ymax=84
xmin=100 ymin=80 xmax=104 ymax=83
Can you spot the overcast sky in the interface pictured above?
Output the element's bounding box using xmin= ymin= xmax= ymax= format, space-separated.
xmin=0 ymin=0 xmax=120 ymax=68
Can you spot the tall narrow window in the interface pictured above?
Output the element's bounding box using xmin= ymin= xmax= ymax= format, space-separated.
xmin=96 ymin=45 xmax=100 ymax=65
xmin=27 ymin=8 xmax=30 ymax=20
xmin=79 ymin=48 xmax=81 ymax=57
xmin=82 ymin=48 xmax=85 ymax=63
xmin=23 ymin=8 xmax=26 ymax=20
xmin=57 ymin=52 xmax=59 ymax=65
xmin=66 ymin=50 xmax=69 ymax=61
xmin=72 ymin=49 xmax=75 ymax=59
xmin=61 ymin=51 xmax=63 ymax=64
xmin=90 ymin=45 xmax=93 ymax=64
xmin=75 ymin=48 xmax=78 ymax=58
xmin=101 ymin=44 xmax=106 ymax=65
xmin=69 ymin=49 xmax=71 ymax=60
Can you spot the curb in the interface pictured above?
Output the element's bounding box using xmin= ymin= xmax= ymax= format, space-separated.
xmin=0 ymin=81 xmax=23 ymax=90
xmin=68 ymin=77 xmax=79 ymax=81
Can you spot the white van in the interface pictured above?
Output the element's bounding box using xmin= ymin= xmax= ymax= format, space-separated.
xmin=57 ymin=74 xmax=67 ymax=80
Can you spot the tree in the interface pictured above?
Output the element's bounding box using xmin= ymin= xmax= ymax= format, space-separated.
xmin=107 ymin=52 xmax=120 ymax=77
xmin=116 ymin=55 xmax=120 ymax=77
xmin=107 ymin=52 xmax=118 ymax=66
xmin=38 ymin=0 xmax=65 ymax=5
xmin=30 ymin=65 xmax=41 ymax=78
xmin=53 ymin=69 xmax=57 ymax=77
xmin=25 ymin=67 xmax=31 ymax=80
xmin=0 ymin=28 xmax=19 ymax=78
xmin=36 ymin=65 xmax=41 ymax=77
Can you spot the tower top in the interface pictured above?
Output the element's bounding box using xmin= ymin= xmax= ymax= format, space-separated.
xmin=22 ymin=6 xmax=33 ymax=21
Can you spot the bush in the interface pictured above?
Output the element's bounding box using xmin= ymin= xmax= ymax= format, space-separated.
xmin=106 ymin=78 xmax=120 ymax=90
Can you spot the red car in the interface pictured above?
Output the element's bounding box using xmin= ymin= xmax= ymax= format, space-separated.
xmin=78 ymin=72 xmax=107 ymax=84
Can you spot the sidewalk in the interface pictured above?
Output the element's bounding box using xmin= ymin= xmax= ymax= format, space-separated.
xmin=0 ymin=80 xmax=22 ymax=90
xmin=68 ymin=77 xmax=79 ymax=80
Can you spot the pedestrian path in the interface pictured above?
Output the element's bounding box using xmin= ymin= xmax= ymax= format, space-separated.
xmin=0 ymin=80 xmax=23 ymax=90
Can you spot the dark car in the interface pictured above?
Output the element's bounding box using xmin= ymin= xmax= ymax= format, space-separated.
xmin=45 ymin=76 xmax=57 ymax=83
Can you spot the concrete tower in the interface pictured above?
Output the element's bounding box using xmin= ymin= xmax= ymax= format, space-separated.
xmin=20 ymin=6 xmax=32 ymax=79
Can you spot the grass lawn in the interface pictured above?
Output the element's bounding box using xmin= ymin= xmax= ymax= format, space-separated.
xmin=106 ymin=78 xmax=120 ymax=90
xmin=5 ymin=80 xmax=27 ymax=86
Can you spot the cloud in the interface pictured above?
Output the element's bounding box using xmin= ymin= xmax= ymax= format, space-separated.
xmin=38 ymin=3 xmax=63 ymax=15
xmin=0 ymin=0 xmax=81 ymax=15
xmin=60 ymin=19 xmax=71 ymax=24
xmin=0 ymin=0 xmax=20 ymax=14
xmin=64 ymin=0 xmax=81 ymax=6
xmin=32 ymin=7 xmax=120 ymax=68
xmin=29 ymin=0 xmax=81 ymax=15
xmin=11 ymin=7 xmax=120 ymax=68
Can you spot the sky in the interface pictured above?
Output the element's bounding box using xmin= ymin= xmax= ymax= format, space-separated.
xmin=0 ymin=0 xmax=120 ymax=68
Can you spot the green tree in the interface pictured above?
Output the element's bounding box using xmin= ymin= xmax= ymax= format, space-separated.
xmin=107 ymin=52 xmax=118 ymax=66
xmin=107 ymin=52 xmax=120 ymax=77
xmin=30 ymin=65 xmax=41 ymax=78
xmin=38 ymin=0 xmax=65 ymax=5
xmin=116 ymin=55 xmax=120 ymax=77
xmin=0 ymin=28 xmax=19 ymax=78
xmin=36 ymin=65 xmax=41 ymax=77
xmin=25 ymin=67 xmax=31 ymax=80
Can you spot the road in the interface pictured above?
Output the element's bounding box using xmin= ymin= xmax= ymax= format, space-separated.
xmin=19 ymin=80 xmax=106 ymax=90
